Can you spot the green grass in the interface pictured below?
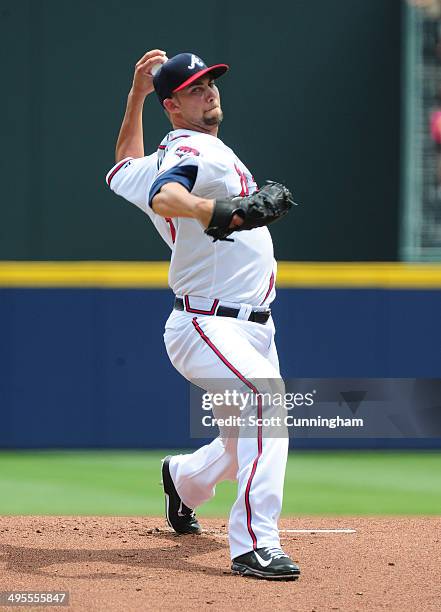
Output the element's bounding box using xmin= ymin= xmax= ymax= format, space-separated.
xmin=0 ymin=450 xmax=440 ymax=516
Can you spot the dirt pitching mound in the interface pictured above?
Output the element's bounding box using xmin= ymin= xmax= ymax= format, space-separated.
xmin=0 ymin=516 xmax=439 ymax=611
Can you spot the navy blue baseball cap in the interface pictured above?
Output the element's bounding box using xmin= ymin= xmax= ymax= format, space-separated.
xmin=153 ymin=52 xmax=229 ymax=105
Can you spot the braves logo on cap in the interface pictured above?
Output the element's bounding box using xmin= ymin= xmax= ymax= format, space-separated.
xmin=153 ymin=52 xmax=229 ymax=105
xmin=188 ymin=54 xmax=204 ymax=70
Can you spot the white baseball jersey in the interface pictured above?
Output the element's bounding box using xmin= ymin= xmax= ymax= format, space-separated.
xmin=107 ymin=128 xmax=287 ymax=560
xmin=106 ymin=129 xmax=276 ymax=306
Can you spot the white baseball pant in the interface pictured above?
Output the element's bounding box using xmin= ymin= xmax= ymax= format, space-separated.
xmin=163 ymin=306 xmax=288 ymax=559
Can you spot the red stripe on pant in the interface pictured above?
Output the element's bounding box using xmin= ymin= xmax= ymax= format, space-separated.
xmin=191 ymin=316 xmax=262 ymax=549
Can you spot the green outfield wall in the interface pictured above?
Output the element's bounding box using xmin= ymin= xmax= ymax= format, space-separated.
xmin=1 ymin=0 xmax=402 ymax=261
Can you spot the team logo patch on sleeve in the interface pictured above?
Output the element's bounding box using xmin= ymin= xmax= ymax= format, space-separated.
xmin=175 ymin=146 xmax=200 ymax=158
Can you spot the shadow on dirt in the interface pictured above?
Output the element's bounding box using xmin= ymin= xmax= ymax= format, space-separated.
xmin=0 ymin=531 xmax=228 ymax=579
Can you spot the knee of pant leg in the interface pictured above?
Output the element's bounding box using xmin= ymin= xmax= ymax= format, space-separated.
xmin=239 ymin=379 xmax=290 ymax=440
xmin=241 ymin=379 xmax=285 ymax=417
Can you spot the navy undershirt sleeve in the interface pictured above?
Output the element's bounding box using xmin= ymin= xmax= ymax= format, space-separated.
xmin=148 ymin=165 xmax=198 ymax=208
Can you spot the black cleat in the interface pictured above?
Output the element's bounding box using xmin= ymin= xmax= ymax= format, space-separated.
xmin=161 ymin=456 xmax=202 ymax=535
xmin=231 ymin=547 xmax=300 ymax=580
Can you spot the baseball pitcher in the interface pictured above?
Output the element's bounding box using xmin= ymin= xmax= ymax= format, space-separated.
xmin=106 ymin=49 xmax=300 ymax=580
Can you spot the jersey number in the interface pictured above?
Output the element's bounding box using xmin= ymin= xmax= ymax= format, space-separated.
xmin=165 ymin=217 xmax=176 ymax=243
xmin=234 ymin=164 xmax=249 ymax=197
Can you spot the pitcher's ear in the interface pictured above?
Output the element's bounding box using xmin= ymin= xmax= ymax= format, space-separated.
xmin=163 ymin=97 xmax=179 ymax=113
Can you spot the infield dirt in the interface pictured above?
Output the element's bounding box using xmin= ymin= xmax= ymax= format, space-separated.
xmin=0 ymin=516 xmax=439 ymax=611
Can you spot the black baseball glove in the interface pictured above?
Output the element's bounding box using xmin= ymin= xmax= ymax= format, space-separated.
xmin=204 ymin=181 xmax=296 ymax=242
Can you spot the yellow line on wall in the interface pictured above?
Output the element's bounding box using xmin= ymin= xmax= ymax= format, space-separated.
xmin=0 ymin=261 xmax=441 ymax=289
xmin=276 ymin=262 xmax=441 ymax=288
xmin=0 ymin=261 xmax=170 ymax=288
